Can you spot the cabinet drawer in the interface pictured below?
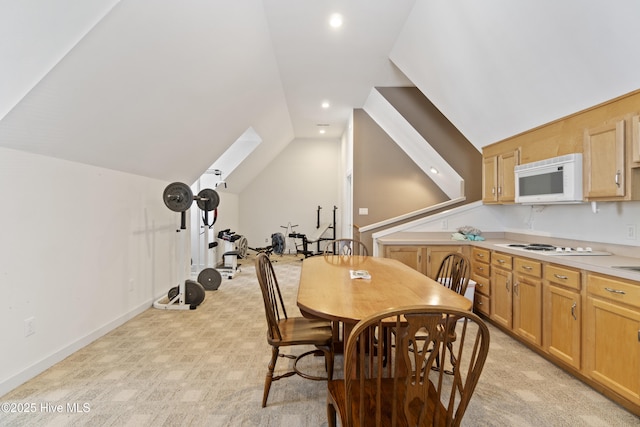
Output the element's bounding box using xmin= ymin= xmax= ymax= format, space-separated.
xmin=514 ymin=257 xmax=542 ymax=278
xmin=544 ymin=264 xmax=581 ymax=291
xmin=474 ymin=275 xmax=490 ymax=296
xmin=474 ymin=292 xmax=490 ymax=316
xmin=472 ymin=261 xmax=490 ymax=279
xmin=587 ymin=273 xmax=640 ymax=309
xmin=472 ymin=247 xmax=490 ymax=264
xmin=491 ymin=252 xmax=513 ymax=269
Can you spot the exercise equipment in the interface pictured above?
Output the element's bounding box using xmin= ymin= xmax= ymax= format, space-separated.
xmin=216 ymin=229 xmax=247 ymax=279
xmin=289 ymin=206 xmax=337 ymax=258
xmin=155 ymin=182 xmax=220 ymax=310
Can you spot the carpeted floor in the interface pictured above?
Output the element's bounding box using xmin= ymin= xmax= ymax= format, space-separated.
xmin=1 ymin=254 xmax=639 ymax=426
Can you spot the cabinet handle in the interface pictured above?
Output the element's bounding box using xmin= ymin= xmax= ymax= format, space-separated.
xmin=478 ymin=267 xmax=484 ymax=271
xmin=497 ymin=259 xmax=505 ymax=264
xmin=604 ymin=287 xmax=626 ymax=295
xmin=506 ymin=279 xmax=510 ymax=292
xmin=497 ymin=186 xmax=502 ymax=195
xmin=522 ymin=265 xmax=532 ymax=270
xmin=477 ymin=253 xmax=485 ymax=258
xmin=554 ymin=274 xmax=568 ymax=280
xmin=492 ymin=187 xmax=496 ymax=195
xmin=615 ymin=170 xmax=621 ymax=187
xmin=513 ymin=282 xmax=519 ymax=296
xmin=571 ymin=302 xmax=577 ymax=320
xmin=477 ymin=283 xmax=484 ymax=287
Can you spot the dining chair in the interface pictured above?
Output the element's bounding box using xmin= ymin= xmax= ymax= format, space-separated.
xmin=433 ymin=252 xmax=471 ymax=295
xmin=323 ymin=238 xmax=369 ymax=256
xmin=327 ymin=305 xmax=490 ymax=427
xmin=430 ymin=252 xmax=472 ymax=374
xmin=254 ymin=253 xmax=334 ymax=407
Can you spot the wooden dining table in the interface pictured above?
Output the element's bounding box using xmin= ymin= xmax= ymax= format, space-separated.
xmin=297 ymin=255 xmax=473 ymax=346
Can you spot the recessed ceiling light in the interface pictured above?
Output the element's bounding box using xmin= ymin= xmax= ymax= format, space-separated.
xmin=319 ymin=129 xmax=326 ymax=134
xmin=430 ymin=167 xmax=439 ymax=174
xmin=322 ymin=101 xmax=330 ymax=109
xmin=329 ymin=13 xmax=343 ymax=28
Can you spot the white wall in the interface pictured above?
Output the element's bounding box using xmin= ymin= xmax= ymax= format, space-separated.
xmin=500 ymin=202 xmax=640 ymax=246
xmin=0 ymin=147 xmax=175 ymax=396
xmin=239 ymin=138 xmax=341 ymax=254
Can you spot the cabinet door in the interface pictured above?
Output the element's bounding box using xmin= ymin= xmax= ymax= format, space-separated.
xmin=584 ymin=120 xmax=625 ymax=198
xmin=498 ymin=150 xmax=518 ymax=203
xmin=482 ymin=156 xmax=498 ymax=203
xmin=513 ymin=274 xmax=542 ymax=346
xmin=585 ymin=296 xmax=640 ymax=404
xmin=544 ymin=284 xmax=581 ymax=369
xmin=384 ymin=246 xmax=424 ymax=273
xmin=491 ymin=268 xmax=512 ymax=329
xmin=426 ymin=245 xmax=463 ymax=279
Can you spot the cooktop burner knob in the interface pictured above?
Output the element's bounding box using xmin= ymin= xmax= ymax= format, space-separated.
xmin=555 ymin=247 xmax=563 ymax=252
xmin=586 ymin=247 xmax=592 ymax=252
xmin=564 ymin=247 xmax=573 ymax=252
xmin=576 ymin=247 xmax=584 ymax=252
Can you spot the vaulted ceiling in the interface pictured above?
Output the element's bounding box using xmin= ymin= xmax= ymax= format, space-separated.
xmin=2 ymin=1 xmax=640 ymax=192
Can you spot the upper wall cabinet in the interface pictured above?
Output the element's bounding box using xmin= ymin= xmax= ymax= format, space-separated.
xmin=583 ymin=120 xmax=625 ymax=199
xmin=482 ymin=149 xmax=519 ymax=204
xmin=632 ymin=115 xmax=640 ymax=164
xmin=483 ymin=89 xmax=640 ymax=204
xmin=583 ymin=115 xmax=640 ymax=201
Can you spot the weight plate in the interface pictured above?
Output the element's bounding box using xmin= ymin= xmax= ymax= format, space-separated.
xmin=198 ymin=268 xmax=222 ymax=291
xmin=163 ymin=182 xmax=193 ymax=212
xmin=196 ymin=188 xmax=220 ymax=212
xmin=167 ymin=280 xmax=206 ymax=305
xmin=236 ymin=236 xmax=248 ymax=259
xmin=185 ymin=280 xmax=206 ymax=305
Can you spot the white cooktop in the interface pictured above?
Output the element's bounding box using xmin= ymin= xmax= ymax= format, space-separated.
xmin=494 ymin=243 xmax=611 ymax=256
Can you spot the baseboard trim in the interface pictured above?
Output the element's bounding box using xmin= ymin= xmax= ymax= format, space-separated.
xmin=0 ymin=299 xmax=153 ymax=397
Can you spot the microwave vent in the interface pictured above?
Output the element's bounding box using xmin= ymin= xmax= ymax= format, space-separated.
xmin=514 ymin=153 xmax=582 ymax=172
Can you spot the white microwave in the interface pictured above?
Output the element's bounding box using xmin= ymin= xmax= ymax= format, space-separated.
xmin=514 ymin=153 xmax=583 ymax=204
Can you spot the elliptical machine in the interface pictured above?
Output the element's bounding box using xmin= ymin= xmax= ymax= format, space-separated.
xmin=154 ymin=182 xmax=220 ymax=310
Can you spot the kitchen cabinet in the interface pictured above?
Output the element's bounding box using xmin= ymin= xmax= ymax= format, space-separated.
xmin=425 ymin=245 xmax=465 ymax=279
xmin=383 ymin=245 xmax=464 ymax=277
xmin=490 ymin=252 xmax=513 ymax=328
xmin=585 ymin=273 xmax=640 ymax=406
xmin=513 ymin=257 xmax=543 ymax=346
xmin=632 ymin=115 xmax=640 ymax=164
xmin=471 ymin=247 xmax=490 ymax=316
xmin=543 ymin=264 xmax=582 ymax=369
xmin=583 ymin=119 xmax=626 ymax=199
xmin=384 ymin=245 xmax=424 ymax=273
xmin=482 ymin=149 xmax=519 ymax=204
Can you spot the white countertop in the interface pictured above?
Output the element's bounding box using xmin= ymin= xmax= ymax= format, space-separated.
xmin=377 ymin=234 xmax=640 ymax=283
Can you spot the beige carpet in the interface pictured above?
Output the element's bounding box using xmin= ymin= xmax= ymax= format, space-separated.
xmin=2 ymin=254 xmax=639 ymax=426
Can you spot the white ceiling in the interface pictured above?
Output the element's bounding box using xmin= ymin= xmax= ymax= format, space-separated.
xmin=1 ymin=1 xmax=640 ymax=192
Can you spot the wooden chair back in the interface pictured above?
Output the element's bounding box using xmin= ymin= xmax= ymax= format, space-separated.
xmin=334 ymin=306 xmax=490 ymax=427
xmin=324 ymin=239 xmax=369 ymax=256
xmin=255 ymin=252 xmax=287 ymax=342
xmin=434 ymin=253 xmax=471 ymax=296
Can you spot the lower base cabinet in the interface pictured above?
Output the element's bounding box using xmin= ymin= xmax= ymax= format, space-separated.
xmin=585 ymin=273 xmax=640 ymax=406
xmin=543 ymin=264 xmax=582 ymax=370
xmin=544 ymin=284 xmax=581 ymax=369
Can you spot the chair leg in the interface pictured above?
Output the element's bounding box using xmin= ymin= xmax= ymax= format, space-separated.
xmin=327 ymin=401 xmax=337 ymax=427
xmin=262 ymin=346 xmax=280 ymax=407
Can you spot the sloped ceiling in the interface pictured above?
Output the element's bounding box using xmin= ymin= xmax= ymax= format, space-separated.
xmin=0 ymin=0 xmax=294 ymax=187
xmin=391 ymin=0 xmax=640 ymax=149
xmin=2 ymin=0 xmax=640 ymax=190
